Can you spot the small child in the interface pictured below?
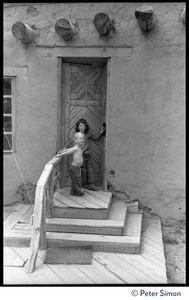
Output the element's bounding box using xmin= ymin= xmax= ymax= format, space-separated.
xmin=75 ymin=118 xmax=106 ymax=191
xmin=55 ymin=132 xmax=85 ymax=196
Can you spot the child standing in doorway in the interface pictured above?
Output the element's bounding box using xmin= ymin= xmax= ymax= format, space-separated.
xmin=75 ymin=118 xmax=106 ymax=191
xmin=55 ymin=132 xmax=85 ymax=196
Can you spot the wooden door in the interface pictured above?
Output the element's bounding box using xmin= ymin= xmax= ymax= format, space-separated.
xmin=61 ymin=61 xmax=107 ymax=187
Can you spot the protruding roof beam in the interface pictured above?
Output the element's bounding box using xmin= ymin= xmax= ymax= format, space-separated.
xmin=181 ymin=7 xmax=186 ymax=24
xmin=93 ymin=13 xmax=114 ymax=36
xmin=135 ymin=5 xmax=155 ymax=31
xmin=12 ymin=22 xmax=37 ymax=43
xmin=55 ymin=19 xmax=77 ymax=41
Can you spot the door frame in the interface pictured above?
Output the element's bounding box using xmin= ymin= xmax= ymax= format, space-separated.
xmin=57 ymin=57 xmax=109 ymax=190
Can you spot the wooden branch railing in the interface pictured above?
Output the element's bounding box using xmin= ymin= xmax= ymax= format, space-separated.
xmin=27 ymin=155 xmax=63 ymax=273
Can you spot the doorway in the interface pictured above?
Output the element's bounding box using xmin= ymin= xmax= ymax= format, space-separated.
xmin=60 ymin=57 xmax=108 ymax=188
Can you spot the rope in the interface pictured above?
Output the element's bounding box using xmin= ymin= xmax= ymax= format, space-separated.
xmin=3 ymin=128 xmax=34 ymax=207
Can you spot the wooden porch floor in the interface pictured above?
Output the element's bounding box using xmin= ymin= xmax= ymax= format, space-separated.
xmin=3 ymin=204 xmax=167 ymax=285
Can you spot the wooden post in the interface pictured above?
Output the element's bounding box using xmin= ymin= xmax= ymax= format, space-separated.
xmin=27 ymin=186 xmax=44 ymax=273
xmin=56 ymin=162 xmax=61 ymax=190
xmin=46 ymin=184 xmax=52 ymax=218
xmin=60 ymin=159 xmax=64 ymax=189
xmin=12 ymin=22 xmax=37 ymax=43
xmin=55 ymin=18 xmax=77 ymax=41
xmin=93 ymin=13 xmax=113 ymax=36
xmin=181 ymin=7 xmax=186 ymax=24
xmin=49 ymin=172 xmax=54 ymax=217
xmin=28 ymin=164 xmax=53 ymax=273
xmin=39 ymin=196 xmax=47 ymax=250
xmin=135 ymin=5 xmax=155 ymax=31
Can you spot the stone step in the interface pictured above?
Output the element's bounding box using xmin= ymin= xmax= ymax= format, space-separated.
xmin=46 ymin=199 xmax=128 ymax=235
xmin=52 ymin=187 xmax=113 ymax=219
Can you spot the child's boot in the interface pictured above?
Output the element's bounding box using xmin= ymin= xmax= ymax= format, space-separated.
xmin=89 ymin=183 xmax=99 ymax=191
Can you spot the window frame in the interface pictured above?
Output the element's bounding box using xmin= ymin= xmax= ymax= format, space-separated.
xmin=3 ymin=76 xmax=16 ymax=154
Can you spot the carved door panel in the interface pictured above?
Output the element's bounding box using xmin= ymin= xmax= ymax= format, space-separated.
xmin=62 ymin=61 xmax=107 ymax=187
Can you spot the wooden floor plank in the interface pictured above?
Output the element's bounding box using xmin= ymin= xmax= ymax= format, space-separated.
xmin=140 ymin=249 xmax=166 ymax=271
xmin=142 ymin=235 xmax=163 ymax=251
xmin=46 ymin=218 xmax=123 ymax=228
xmin=24 ymin=260 xmax=64 ymax=284
xmin=142 ymin=230 xmax=163 ymax=246
xmin=54 ymin=191 xmax=84 ymax=208
xmin=145 ymin=216 xmax=161 ymax=223
xmin=13 ymin=247 xmax=64 ymax=284
xmin=46 ymin=231 xmax=139 ymax=244
xmin=12 ymin=247 xmax=44 ymax=262
xmin=4 ymin=229 xmax=31 ymax=237
xmin=4 ymin=204 xmax=31 ymax=232
xmin=19 ymin=206 xmax=34 ymax=223
xmin=63 ymin=265 xmax=95 ymax=284
xmin=142 ymin=216 xmax=160 ymax=226
xmin=121 ymin=254 xmax=167 ymax=283
xmin=142 ymin=219 xmax=163 ymax=238
xmin=92 ymin=259 xmax=125 ymax=284
xmin=142 ymin=226 xmax=162 ymax=239
xmin=61 ymin=188 xmax=100 ymax=209
xmin=47 ymin=233 xmax=140 ymax=254
xmin=3 ymin=205 xmax=19 ymax=221
xmin=115 ymin=253 xmax=158 ymax=284
xmin=83 ymin=188 xmax=112 ymax=203
xmin=52 ymin=205 xmax=108 ymax=219
xmin=47 ymin=264 xmax=93 ymax=284
xmin=140 ymin=241 xmax=166 ymax=262
xmin=3 ymin=266 xmax=34 ymax=284
xmin=4 ymin=247 xmax=25 ymax=267
xmin=5 ymin=228 xmax=140 ymax=253
xmin=46 ymin=217 xmax=123 ymax=235
xmin=145 ymin=218 xmax=164 ymax=239
xmin=93 ymin=252 xmax=142 ymax=284
xmin=81 ymin=191 xmax=109 ymax=208
xmin=14 ymin=223 xmax=32 ymax=231
xmin=105 ymin=252 xmax=157 ymax=284
xmin=76 ymin=263 xmax=122 ymax=284
xmin=53 ymin=198 xmax=67 ymax=208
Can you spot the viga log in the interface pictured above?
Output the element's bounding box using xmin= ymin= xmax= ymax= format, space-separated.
xmin=93 ymin=13 xmax=113 ymax=36
xmin=55 ymin=19 xmax=77 ymax=41
xmin=135 ymin=5 xmax=155 ymax=31
xmin=12 ymin=22 xmax=37 ymax=43
xmin=181 ymin=7 xmax=186 ymax=24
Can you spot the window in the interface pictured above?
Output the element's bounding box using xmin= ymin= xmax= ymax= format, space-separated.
xmin=3 ymin=77 xmax=15 ymax=153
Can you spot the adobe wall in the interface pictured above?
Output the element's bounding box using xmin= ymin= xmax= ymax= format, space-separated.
xmin=3 ymin=3 xmax=185 ymax=221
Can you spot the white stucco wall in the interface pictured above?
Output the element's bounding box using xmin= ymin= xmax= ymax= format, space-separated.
xmin=3 ymin=3 xmax=185 ymax=221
